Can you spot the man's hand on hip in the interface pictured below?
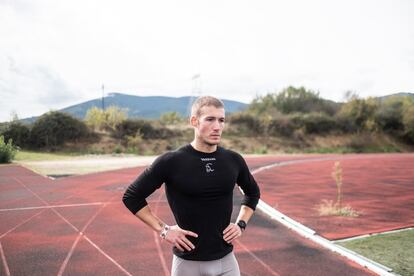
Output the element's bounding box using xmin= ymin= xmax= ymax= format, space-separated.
xmin=164 ymin=225 xmax=198 ymax=252
xmin=223 ymin=223 xmax=242 ymax=244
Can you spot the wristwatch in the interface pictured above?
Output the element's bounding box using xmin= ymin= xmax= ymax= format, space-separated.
xmin=237 ymin=220 xmax=247 ymax=231
xmin=160 ymin=224 xmax=170 ymax=239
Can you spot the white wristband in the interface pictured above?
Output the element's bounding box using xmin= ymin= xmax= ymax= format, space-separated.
xmin=160 ymin=224 xmax=170 ymax=239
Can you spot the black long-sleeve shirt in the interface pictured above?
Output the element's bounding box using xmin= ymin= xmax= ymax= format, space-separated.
xmin=122 ymin=144 xmax=261 ymax=261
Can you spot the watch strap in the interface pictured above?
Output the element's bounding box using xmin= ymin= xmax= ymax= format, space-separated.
xmin=237 ymin=220 xmax=247 ymax=231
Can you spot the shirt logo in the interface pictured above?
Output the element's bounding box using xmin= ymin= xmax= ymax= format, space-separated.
xmin=201 ymin=158 xmax=216 ymax=161
xmin=205 ymin=163 xmax=214 ymax=173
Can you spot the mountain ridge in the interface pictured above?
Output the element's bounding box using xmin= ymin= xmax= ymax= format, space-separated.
xmin=20 ymin=93 xmax=248 ymax=123
xmin=15 ymin=91 xmax=414 ymax=124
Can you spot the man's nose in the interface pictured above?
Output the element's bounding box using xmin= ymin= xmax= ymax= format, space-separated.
xmin=212 ymin=120 xmax=222 ymax=130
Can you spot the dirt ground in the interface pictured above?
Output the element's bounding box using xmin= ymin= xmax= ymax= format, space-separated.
xmin=17 ymin=155 xmax=158 ymax=176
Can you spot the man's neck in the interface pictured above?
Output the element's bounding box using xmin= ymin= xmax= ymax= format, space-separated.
xmin=190 ymin=140 xmax=217 ymax=153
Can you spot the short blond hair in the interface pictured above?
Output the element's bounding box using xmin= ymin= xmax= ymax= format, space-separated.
xmin=191 ymin=96 xmax=225 ymax=117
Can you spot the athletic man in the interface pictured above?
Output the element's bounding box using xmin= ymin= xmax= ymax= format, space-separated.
xmin=122 ymin=96 xmax=261 ymax=276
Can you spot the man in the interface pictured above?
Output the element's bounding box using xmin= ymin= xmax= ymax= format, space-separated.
xmin=122 ymin=96 xmax=260 ymax=276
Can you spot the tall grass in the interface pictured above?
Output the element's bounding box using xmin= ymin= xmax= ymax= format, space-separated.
xmin=317 ymin=161 xmax=360 ymax=217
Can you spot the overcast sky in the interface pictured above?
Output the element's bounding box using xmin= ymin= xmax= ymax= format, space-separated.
xmin=1 ymin=0 xmax=413 ymax=122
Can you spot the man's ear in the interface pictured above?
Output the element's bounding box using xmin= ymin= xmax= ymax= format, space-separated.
xmin=190 ymin=115 xmax=198 ymax=127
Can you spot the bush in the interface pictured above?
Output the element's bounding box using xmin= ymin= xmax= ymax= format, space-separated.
xmin=248 ymin=86 xmax=339 ymax=116
xmin=267 ymin=113 xmax=337 ymax=137
xmin=0 ymin=122 xmax=31 ymax=148
xmin=30 ymin=111 xmax=89 ymax=149
xmin=114 ymin=119 xmax=175 ymax=139
xmin=0 ymin=136 xmax=18 ymax=163
xmin=267 ymin=116 xmax=297 ymax=137
xmin=374 ymin=97 xmax=404 ymax=132
xmin=337 ymin=97 xmax=378 ymax=132
xmin=228 ymin=113 xmax=264 ymax=136
xmin=85 ymin=106 xmax=128 ymax=131
xmin=301 ymin=113 xmax=337 ymax=134
xmin=402 ymin=98 xmax=414 ymax=143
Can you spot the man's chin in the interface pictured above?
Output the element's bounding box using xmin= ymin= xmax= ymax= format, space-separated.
xmin=205 ymin=139 xmax=220 ymax=146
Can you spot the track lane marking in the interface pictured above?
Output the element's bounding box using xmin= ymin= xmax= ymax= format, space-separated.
xmin=235 ymin=240 xmax=280 ymax=276
xmin=0 ymin=241 xmax=11 ymax=276
xmin=0 ymin=202 xmax=112 ymax=212
xmin=12 ymin=177 xmax=133 ymax=276
xmin=57 ymin=195 xmax=117 ymax=276
xmin=153 ymin=190 xmax=170 ymax=276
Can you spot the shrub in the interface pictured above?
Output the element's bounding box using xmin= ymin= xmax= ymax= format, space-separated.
xmin=374 ymin=97 xmax=404 ymax=132
xmin=267 ymin=116 xmax=297 ymax=137
xmin=85 ymin=106 xmax=128 ymax=131
xmin=114 ymin=119 xmax=175 ymax=139
xmin=0 ymin=136 xmax=18 ymax=163
xmin=85 ymin=107 xmax=106 ymax=130
xmin=228 ymin=113 xmax=264 ymax=136
xmin=337 ymin=97 xmax=378 ymax=132
xmin=301 ymin=113 xmax=337 ymax=134
xmin=402 ymin=98 xmax=414 ymax=143
xmin=335 ymin=115 xmax=357 ymax=133
xmin=248 ymin=86 xmax=339 ymax=116
xmin=30 ymin=111 xmax=89 ymax=149
xmin=0 ymin=122 xmax=31 ymax=148
xmin=267 ymin=113 xmax=337 ymax=136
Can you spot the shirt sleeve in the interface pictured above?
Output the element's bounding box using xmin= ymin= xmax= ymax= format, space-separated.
xmin=122 ymin=153 xmax=170 ymax=214
xmin=236 ymin=154 xmax=261 ymax=210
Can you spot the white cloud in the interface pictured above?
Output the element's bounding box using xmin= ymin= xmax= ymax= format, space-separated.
xmin=1 ymin=0 xmax=414 ymax=121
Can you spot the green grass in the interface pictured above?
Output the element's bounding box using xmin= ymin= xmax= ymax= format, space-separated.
xmin=337 ymin=229 xmax=414 ymax=276
xmin=14 ymin=150 xmax=83 ymax=162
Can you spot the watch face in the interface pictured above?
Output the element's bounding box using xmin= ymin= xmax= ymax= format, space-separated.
xmin=237 ymin=220 xmax=247 ymax=230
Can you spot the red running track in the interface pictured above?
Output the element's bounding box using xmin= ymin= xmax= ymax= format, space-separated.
xmin=0 ymin=157 xmax=383 ymax=276
xmin=251 ymin=153 xmax=414 ymax=240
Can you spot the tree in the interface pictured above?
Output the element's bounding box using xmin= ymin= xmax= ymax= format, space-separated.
xmin=0 ymin=122 xmax=30 ymax=148
xmin=247 ymin=86 xmax=338 ymax=117
xmin=85 ymin=106 xmax=127 ymax=131
xmin=275 ymin=86 xmax=322 ymax=114
xmin=85 ymin=107 xmax=106 ymax=130
xmin=30 ymin=111 xmax=89 ymax=148
xmin=337 ymin=97 xmax=378 ymax=132
xmin=105 ymin=106 xmax=128 ymax=130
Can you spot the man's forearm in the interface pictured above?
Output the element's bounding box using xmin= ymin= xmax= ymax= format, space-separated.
xmin=236 ymin=205 xmax=254 ymax=223
xmin=135 ymin=205 xmax=167 ymax=232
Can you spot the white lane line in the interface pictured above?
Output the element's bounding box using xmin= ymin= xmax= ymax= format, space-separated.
xmin=83 ymin=235 xmax=133 ymax=276
xmin=0 ymin=202 xmax=110 ymax=212
xmin=57 ymin=232 xmax=83 ymax=276
xmin=13 ymin=177 xmax=79 ymax=233
xmin=235 ymin=240 xmax=280 ymax=276
xmin=0 ymin=241 xmax=11 ymax=276
xmin=0 ymin=192 xmax=80 ymax=239
xmin=12 ymin=177 xmax=133 ymax=276
xmin=0 ymin=210 xmax=45 ymax=239
xmin=153 ymin=191 xmax=170 ymax=276
xmin=58 ymin=197 xmax=114 ymax=276
xmin=249 ymin=159 xmax=396 ymax=276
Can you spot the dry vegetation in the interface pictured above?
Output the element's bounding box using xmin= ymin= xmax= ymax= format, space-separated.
xmin=317 ymin=161 xmax=360 ymax=217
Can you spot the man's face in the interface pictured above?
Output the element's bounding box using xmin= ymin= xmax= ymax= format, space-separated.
xmin=192 ymin=106 xmax=225 ymax=146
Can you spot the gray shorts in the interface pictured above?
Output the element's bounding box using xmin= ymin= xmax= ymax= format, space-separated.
xmin=171 ymin=252 xmax=240 ymax=276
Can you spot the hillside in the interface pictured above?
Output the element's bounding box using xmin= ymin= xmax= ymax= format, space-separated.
xmin=20 ymin=93 xmax=247 ymax=123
